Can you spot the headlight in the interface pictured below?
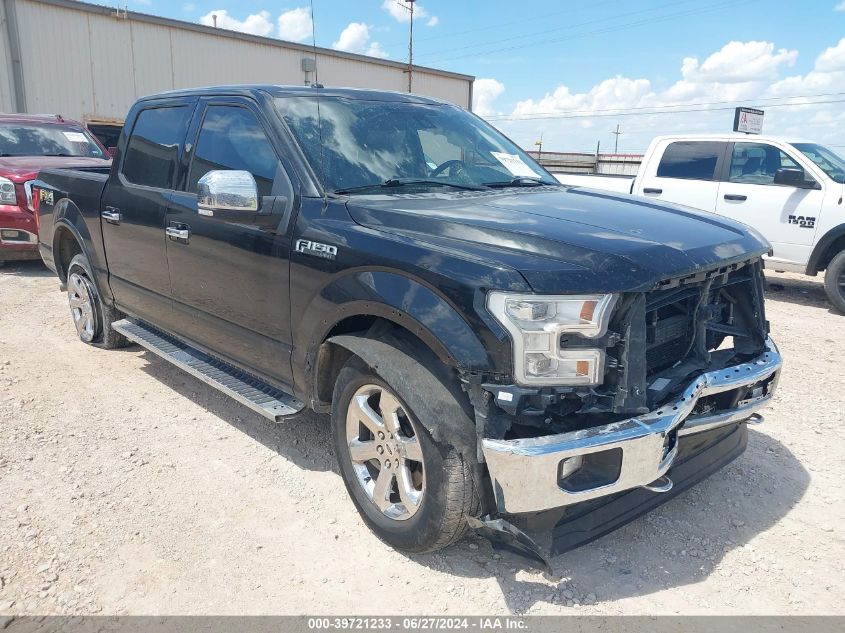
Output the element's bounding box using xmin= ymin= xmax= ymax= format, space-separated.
xmin=487 ymin=292 xmax=617 ymax=386
xmin=0 ymin=177 xmax=17 ymax=205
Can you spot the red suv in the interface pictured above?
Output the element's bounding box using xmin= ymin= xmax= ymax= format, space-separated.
xmin=0 ymin=114 xmax=111 ymax=265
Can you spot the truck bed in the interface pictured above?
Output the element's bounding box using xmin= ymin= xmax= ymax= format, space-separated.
xmin=35 ymin=167 xmax=111 ymax=272
xmin=553 ymin=172 xmax=634 ymax=193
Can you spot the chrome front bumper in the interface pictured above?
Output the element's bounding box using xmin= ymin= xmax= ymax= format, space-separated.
xmin=482 ymin=338 xmax=782 ymax=514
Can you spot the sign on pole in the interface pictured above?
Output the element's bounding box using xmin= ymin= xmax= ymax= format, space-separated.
xmin=733 ymin=107 xmax=764 ymax=134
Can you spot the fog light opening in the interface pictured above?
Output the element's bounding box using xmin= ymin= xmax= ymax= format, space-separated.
xmin=558 ymin=447 xmax=623 ymax=493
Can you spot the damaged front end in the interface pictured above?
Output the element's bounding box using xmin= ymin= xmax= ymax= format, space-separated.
xmin=466 ymin=258 xmax=782 ymax=568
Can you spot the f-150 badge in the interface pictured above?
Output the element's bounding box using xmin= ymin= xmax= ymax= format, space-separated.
xmin=296 ymin=239 xmax=338 ymax=260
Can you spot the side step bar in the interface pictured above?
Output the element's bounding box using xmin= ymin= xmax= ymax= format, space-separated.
xmin=112 ymin=319 xmax=304 ymax=422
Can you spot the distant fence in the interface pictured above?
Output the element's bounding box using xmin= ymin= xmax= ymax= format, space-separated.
xmin=526 ymin=151 xmax=643 ymax=176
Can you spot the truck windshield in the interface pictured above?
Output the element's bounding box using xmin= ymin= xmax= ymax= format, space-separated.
xmin=0 ymin=122 xmax=106 ymax=158
xmin=275 ymin=96 xmax=557 ymax=194
xmin=791 ymin=142 xmax=845 ymax=184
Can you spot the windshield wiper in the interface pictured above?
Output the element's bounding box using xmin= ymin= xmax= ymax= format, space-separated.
xmin=333 ymin=178 xmax=487 ymax=195
xmin=483 ymin=177 xmax=549 ymax=188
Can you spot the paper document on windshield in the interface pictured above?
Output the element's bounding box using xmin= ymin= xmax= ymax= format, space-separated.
xmin=490 ymin=152 xmax=538 ymax=178
xmin=63 ymin=132 xmax=89 ymax=143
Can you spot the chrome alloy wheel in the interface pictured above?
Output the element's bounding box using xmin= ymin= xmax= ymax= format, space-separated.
xmin=346 ymin=384 xmax=425 ymax=520
xmin=67 ymin=271 xmax=98 ymax=343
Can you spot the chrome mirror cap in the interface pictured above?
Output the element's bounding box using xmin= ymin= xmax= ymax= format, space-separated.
xmin=197 ymin=170 xmax=259 ymax=213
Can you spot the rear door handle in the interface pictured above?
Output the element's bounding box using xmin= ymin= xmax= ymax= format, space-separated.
xmin=166 ymin=226 xmax=190 ymax=242
xmin=101 ymin=208 xmax=121 ymax=225
xmin=643 ymin=188 xmax=662 ymax=194
xmin=724 ymin=194 xmax=748 ymax=201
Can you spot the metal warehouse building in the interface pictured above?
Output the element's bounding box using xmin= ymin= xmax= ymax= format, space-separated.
xmin=0 ymin=0 xmax=474 ymax=128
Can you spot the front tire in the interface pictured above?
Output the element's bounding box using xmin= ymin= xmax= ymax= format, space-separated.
xmin=824 ymin=250 xmax=845 ymax=314
xmin=331 ymin=356 xmax=479 ymax=553
xmin=66 ymin=253 xmax=128 ymax=348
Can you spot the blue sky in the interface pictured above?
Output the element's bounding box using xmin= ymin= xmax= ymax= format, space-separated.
xmin=115 ymin=0 xmax=845 ymax=153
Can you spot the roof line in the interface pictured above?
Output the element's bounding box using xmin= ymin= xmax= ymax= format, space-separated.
xmin=28 ymin=0 xmax=475 ymax=83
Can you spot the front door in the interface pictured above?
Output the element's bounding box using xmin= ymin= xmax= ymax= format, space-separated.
xmin=101 ymin=99 xmax=195 ymax=325
xmin=165 ymin=98 xmax=297 ymax=387
xmin=715 ymin=141 xmax=824 ymax=268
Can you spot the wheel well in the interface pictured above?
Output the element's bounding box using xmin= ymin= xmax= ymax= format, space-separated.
xmin=816 ymin=234 xmax=845 ymax=273
xmin=314 ymin=315 xmax=460 ymax=409
xmin=54 ymin=227 xmax=82 ymax=283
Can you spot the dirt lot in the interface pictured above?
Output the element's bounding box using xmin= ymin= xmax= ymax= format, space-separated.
xmin=0 ymin=261 xmax=843 ymax=616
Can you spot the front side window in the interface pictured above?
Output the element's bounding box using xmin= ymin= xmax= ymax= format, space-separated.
xmin=187 ymin=106 xmax=281 ymax=196
xmin=792 ymin=142 xmax=845 ymax=184
xmin=656 ymin=141 xmax=725 ymax=180
xmin=122 ymin=106 xmax=191 ymax=189
xmin=729 ymin=142 xmax=799 ymax=185
xmin=275 ymin=96 xmax=556 ymax=193
xmin=0 ymin=122 xmax=105 ymax=158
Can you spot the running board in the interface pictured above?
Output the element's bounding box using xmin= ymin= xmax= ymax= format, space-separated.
xmin=112 ymin=319 xmax=304 ymax=421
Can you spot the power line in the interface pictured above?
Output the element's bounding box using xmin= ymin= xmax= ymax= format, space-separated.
xmin=419 ymin=0 xmax=692 ymax=58
xmin=487 ymin=98 xmax=845 ymax=122
xmin=486 ymin=92 xmax=845 ymax=121
xmin=418 ymin=0 xmax=621 ymax=42
xmin=420 ymin=0 xmax=757 ymax=65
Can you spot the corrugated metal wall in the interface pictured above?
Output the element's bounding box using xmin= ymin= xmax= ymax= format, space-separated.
xmin=0 ymin=1 xmax=15 ymax=112
xmin=0 ymin=0 xmax=472 ymax=121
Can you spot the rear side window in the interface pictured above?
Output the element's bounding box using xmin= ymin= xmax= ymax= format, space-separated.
xmin=122 ymin=106 xmax=191 ymax=189
xmin=656 ymin=141 xmax=725 ymax=180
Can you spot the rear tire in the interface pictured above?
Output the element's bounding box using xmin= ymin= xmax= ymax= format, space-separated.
xmin=66 ymin=253 xmax=128 ymax=348
xmin=331 ymin=355 xmax=479 ymax=553
xmin=824 ymin=250 xmax=845 ymax=314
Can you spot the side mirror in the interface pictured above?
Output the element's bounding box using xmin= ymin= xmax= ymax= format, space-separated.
xmin=773 ymin=167 xmax=808 ymax=187
xmin=197 ymin=170 xmax=259 ymax=215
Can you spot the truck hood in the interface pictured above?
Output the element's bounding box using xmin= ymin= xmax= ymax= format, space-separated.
xmin=0 ymin=156 xmax=111 ymax=182
xmin=346 ymin=186 xmax=770 ymax=293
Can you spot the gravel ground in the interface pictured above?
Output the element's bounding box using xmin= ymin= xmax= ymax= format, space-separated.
xmin=0 ymin=261 xmax=843 ymax=616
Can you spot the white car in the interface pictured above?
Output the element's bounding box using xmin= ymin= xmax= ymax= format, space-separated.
xmin=555 ymin=134 xmax=845 ymax=312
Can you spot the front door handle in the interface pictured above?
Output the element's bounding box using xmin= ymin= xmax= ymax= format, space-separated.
xmin=643 ymin=187 xmax=662 ymax=194
xmin=724 ymin=194 xmax=748 ymax=201
xmin=101 ymin=208 xmax=121 ymax=225
xmin=166 ymin=226 xmax=190 ymax=242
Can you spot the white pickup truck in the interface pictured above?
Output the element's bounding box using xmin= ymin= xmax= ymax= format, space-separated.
xmin=555 ymin=134 xmax=845 ymax=312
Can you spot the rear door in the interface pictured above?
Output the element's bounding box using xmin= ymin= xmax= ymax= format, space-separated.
xmin=636 ymin=140 xmax=729 ymax=212
xmin=165 ymin=96 xmax=297 ymax=387
xmin=101 ymin=98 xmax=196 ymax=324
xmin=715 ymin=141 xmax=824 ymax=267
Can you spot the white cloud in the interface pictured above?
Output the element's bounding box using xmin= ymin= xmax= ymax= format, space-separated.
xmin=332 ymin=23 xmax=389 ymax=59
xmin=814 ymin=38 xmax=845 ymax=73
xmin=199 ymin=9 xmax=274 ymax=37
xmin=381 ymin=1 xmax=438 ymax=27
xmin=278 ymin=7 xmax=312 ymax=42
xmin=490 ymin=38 xmax=845 ymax=154
xmin=681 ymin=41 xmax=797 ymax=83
xmin=473 ymin=78 xmax=505 ymax=116
xmin=835 ymin=1 xmax=845 ymax=10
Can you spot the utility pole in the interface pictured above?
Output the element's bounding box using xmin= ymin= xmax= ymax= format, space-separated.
xmin=611 ymin=124 xmax=622 ymax=154
xmin=406 ymin=1 xmax=415 ymax=93
xmin=534 ymin=133 xmax=543 ymax=163
xmin=595 ymin=140 xmax=600 ymax=174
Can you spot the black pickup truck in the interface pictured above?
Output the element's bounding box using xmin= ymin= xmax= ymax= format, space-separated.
xmin=34 ymin=85 xmax=782 ymax=567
